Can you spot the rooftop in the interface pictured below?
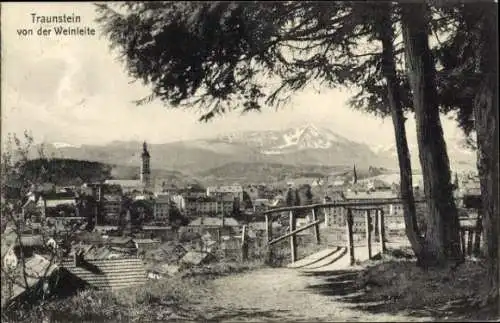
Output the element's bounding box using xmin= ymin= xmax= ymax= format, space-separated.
xmin=104 ymin=179 xmax=143 ymax=187
xmin=189 ymin=217 xmax=240 ymax=227
xmin=61 ymin=257 xmax=147 ymax=290
xmin=343 ymin=190 xmax=397 ymax=200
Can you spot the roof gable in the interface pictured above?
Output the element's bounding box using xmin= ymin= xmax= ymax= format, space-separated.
xmin=61 ymin=257 xmax=147 ymax=290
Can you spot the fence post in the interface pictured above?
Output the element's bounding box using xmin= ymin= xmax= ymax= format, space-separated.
xmin=460 ymin=228 xmax=466 ymax=254
xmin=312 ymin=207 xmax=320 ymax=244
xmin=378 ymin=208 xmax=386 ymax=254
xmin=241 ymin=225 xmax=248 ymax=262
xmin=265 ymin=214 xmax=273 ymax=263
xmin=290 ymin=210 xmax=297 ymax=263
xmin=467 ymin=228 xmax=473 ymax=255
xmin=365 ymin=210 xmax=372 ymax=260
xmin=346 ymin=208 xmax=355 ymax=265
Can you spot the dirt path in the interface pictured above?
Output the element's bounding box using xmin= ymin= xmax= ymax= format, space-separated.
xmin=190 ymin=267 xmax=433 ymax=322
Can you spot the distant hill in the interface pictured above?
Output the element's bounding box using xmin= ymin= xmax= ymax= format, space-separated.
xmin=19 ymin=158 xmax=112 ymax=186
xmin=197 ymin=162 xmax=393 ymax=186
xmin=36 ymin=122 xmax=475 ymax=181
xmin=37 ymin=124 xmax=394 ymax=175
xmin=14 ymin=158 xmax=202 ymax=189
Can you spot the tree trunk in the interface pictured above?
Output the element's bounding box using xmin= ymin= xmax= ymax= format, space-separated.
xmin=467 ymin=3 xmax=499 ymax=302
xmin=400 ymin=3 xmax=463 ymax=266
xmin=377 ymin=4 xmax=424 ymax=261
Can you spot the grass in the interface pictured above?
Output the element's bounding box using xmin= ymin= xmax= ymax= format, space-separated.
xmin=344 ymin=251 xmax=499 ymax=321
xmin=2 ymin=258 xmax=267 ymax=322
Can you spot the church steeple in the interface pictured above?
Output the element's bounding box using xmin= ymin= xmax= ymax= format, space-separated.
xmin=141 ymin=141 xmax=150 ymax=158
xmin=140 ymin=141 xmax=151 ymax=188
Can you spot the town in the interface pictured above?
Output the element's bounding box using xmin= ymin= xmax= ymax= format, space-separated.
xmin=2 ymin=1 xmax=497 ymax=320
xmin=1 ymin=141 xmax=482 ymax=309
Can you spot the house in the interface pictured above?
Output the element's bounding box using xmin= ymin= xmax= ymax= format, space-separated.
xmin=206 ymin=184 xmax=243 ymax=202
xmin=141 ymin=225 xmax=176 ymax=240
xmin=107 ymin=236 xmax=137 ymax=251
xmin=178 ymin=185 xmax=207 ymax=198
xmin=5 ymin=254 xmax=86 ymax=307
xmin=36 ymin=192 xmax=78 ymax=218
xmin=171 ymin=194 xmax=186 ymax=213
xmin=219 ymin=193 xmax=238 ymax=215
xmin=366 ymin=179 xmax=391 ymax=191
xmin=133 ymin=238 xmax=161 ymax=253
xmin=82 ymin=182 xmax=104 ymax=201
xmin=101 ymin=194 xmax=122 ymax=225
xmin=153 ymin=195 xmax=171 ymax=223
xmin=311 ymin=178 xmax=325 ymax=187
xmin=184 ymin=196 xmax=216 ymax=216
xmin=155 ymin=181 xmax=179 ymax=195
xmin=104 ymin=179 xmax=144 ymax=194
xmin=69 ymin=243 xmax=130 ymax=260
xmin=21 ymin=192 xmax=42 ymax=222
xmin=94 ymin=225 xmax=119 ymax=234
xmin=185 ymin=217 xmax=241 ymax=238
xmin=60 ymin=253 xmax=147 ymax=291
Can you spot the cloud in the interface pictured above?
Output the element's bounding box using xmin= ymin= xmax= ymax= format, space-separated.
xmin=1 ymin=2 xmax=466 ymax=149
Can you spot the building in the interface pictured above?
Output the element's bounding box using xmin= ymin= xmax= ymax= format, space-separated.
xmin=101 ymin=194 xmax=122 ymax=225
xmin=104 ymin=179 xmax=144 ymax=194
xmin=133 ymin=238 xmax=161 ymax=253
xmin=103 ymin=142 xmax=152 ymax=193
xmin=178 ymin=185 xmax=207 ymax=199
xmin=153 ymin=194 xmax=171 ymax=223
xmin=36 ymin=192 xmax=79 ymax=218
xmin=171 ymin=194 xmax=186 ymax=212
xmin=207 ymin=184 xmax=243 ymax=202
xmin=366 ymin=179 xmax=391 ymax=191
xmin=184 ymin=195 xmax=236 ymax=217
xmin=140 ymin=141 xmax=151 ymax=189
xmin=155 ymin=181 xmax=179 ymax=195
xmin=185 ymin=217 xmax=241 ymax=238
xmin=60 ymin=255 xmax=147 ymax=291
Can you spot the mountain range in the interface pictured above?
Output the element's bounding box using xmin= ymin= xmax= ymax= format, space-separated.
xmin=36 ymin=123 xmax=476 ymax=183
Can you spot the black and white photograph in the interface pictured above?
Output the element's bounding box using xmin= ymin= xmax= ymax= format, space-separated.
xmin=1 ymin=1 xmax=498 ymax=322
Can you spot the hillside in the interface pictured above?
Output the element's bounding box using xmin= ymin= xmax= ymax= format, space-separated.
xmin=197 ymin=162 xmax=392 ymax=186
xmin=111 ymin=165 xmax=204 ymax=187
xmin=19 ymin=158 xmax=112 ymax=186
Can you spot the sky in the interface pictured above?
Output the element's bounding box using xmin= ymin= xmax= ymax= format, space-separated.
xmin=1 ymin=2 xmax=465 ymax=148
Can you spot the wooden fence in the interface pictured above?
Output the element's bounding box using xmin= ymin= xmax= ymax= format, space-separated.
xmin=263 ymin=199 xmax=482 ymax=265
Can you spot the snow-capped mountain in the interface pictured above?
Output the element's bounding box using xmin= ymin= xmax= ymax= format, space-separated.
xmin=52 ymin=142 xmax=81 ymax=149
xmin=218 ymin=123 xmax=356 ymax=153
xmin=212 ymin=123 xmax=387 ymax=167
xmin=41 ymin=122 xmax=475 ymax=176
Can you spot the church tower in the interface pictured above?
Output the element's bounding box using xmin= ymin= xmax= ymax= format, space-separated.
xmin=140 ymin=141 xmax=151 ymax=188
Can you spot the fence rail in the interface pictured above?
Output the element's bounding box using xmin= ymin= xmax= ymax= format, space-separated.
xmin=264 ymin=198 xmax=482 ymax=265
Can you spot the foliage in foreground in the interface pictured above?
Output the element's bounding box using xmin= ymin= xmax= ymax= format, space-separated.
xmin=354 ymin=255 xmax=499 ymax=321
xmin=2 ymin=259 xmax=265 ymax=322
